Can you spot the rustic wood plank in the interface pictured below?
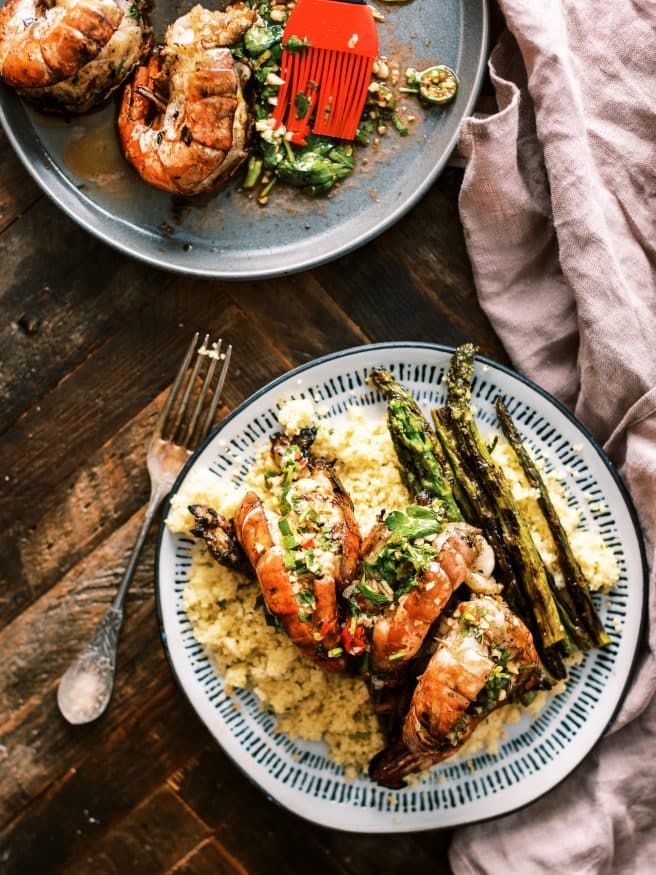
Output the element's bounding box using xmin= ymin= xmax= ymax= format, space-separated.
xmin=0 ymin=400 xmax=161 ymax=623
xmin=166 ymin=838 xmax=247 ymax=875
xmin=0 ymin=197 xmax=174 ymax=435
xmin=70 ymin=788 xmax=211 ymax=875
xmin=0 ymin=515 xmax=176 ymax=820
xmin=317 ymin=827 xmax=453 ymax=873
xmin=170 ymin=746 xmax=452 ymax=875
xmin=315 ymin=170 xmax=507 ymax=362
xmin=170 ymin=747 xmax=355 ymax=875
xmin=0 ymin=130 xmax=41 ymax=234
xmin=0 ymin=290 xmax=294 ymax=627
xmin=229 ymin=272 xmax=368 ymax=361
xmin=0 ymin=521 xmax=212 ymax=874
xmin=170 ymin=748 xmax=450 ymax=875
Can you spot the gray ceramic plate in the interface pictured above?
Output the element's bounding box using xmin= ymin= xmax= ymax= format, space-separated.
xmin=0 ymin=1 xmax=487 ymax=277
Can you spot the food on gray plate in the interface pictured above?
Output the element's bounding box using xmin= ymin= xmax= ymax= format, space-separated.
xmin=0 ymin=0 xmax=149 ymax=113
xmin=118 ymin=4 xmax=255 ymax=194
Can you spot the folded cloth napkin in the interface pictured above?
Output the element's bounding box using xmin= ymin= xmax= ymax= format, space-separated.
xmin=451 ymin=1 xmax=656 ymax=872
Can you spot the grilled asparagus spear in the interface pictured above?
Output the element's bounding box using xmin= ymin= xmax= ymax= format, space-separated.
xmin=495 ymin=398 xmax=610 ymax=648
xmin=444 ymin=345 xmax=565 ymax=653
xmin=368 ymin=368 xmax=462 ymax=521
xmin=433 ymin=406 xmax=566 ymax=680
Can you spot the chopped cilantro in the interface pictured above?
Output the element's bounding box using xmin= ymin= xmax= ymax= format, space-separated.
xmin=285 ymin=35 xmax=312 ymax=54
xmin=294 ymin=91 xmax=312 ymax=119
xmin=357 ymin=580 xmax=392 ymax=605
xmin=263 ymin=468 xmax=278 ymax=489
xmin=297 ymin=589 xmax=316 ymax=610
xmin=384 ymin=504 xmax=445 ymax=540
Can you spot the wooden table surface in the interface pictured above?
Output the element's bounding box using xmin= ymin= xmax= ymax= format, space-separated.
xmin=0 ymin=123 xmax=507 ymax=875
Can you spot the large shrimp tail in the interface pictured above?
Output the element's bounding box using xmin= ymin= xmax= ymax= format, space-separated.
xmin=0 ymin=0 xmax=124 ymax=88
xmin=189 ymin=504 xmax=252 ymax=576
xmin=368 ymin=739 xmax=438 ymax=790
xmin=118 ymin=53 xmax=160 ymax=138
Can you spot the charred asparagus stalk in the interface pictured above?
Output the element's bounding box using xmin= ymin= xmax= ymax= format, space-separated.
xmin=368 ymin=368 xmax=462 ymax=521
xmin=445 ymin=345 xmax=565 ymax=653
xmin=495 ymin=398 xmax=610 ymax=648
xmin=433 ymin=409 xmax=524 ymax=605
xmin=433 ymin=406 xmax=566 ymax=680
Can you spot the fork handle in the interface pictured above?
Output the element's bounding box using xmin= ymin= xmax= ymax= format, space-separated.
xmin=112 ymin=487 xmax=168 ymax=611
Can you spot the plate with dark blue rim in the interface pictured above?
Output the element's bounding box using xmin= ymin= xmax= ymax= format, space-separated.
xmin=0 ymin=1 xmax=487 ymax=278
xmin=155 ymin=343 xmax=646 ymax=831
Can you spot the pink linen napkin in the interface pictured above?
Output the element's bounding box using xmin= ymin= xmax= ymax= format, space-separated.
xmin=451 ymin=1 xmax=656 ymax=872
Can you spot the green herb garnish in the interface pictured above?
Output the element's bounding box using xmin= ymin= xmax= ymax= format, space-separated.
xmin=285 ymin=35 xmax=312 ymax=54
xmin=294 ymin=91 xmax=312 ymax=119
xmin=384 ymin=504 xmax=445 ymax=540
xmin=357 ymin=580 xmax=393 ymax=605
xmin=360 ymin=505 xmax=445 ymax=598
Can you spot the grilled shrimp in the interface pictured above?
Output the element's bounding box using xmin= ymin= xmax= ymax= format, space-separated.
xmin=232 ymin=427 xmax=362 ymax=671
xmin=189 ymin=504 xmax=252 ymax=576
xmin=117 ymin=4 xmax=255 ymax=195
xmin=0 ymin=0 xmax=148 ymax=113
xmin=369 ymin=596 xmax=544 ymax=788
xmin=269 ymin=429 xmax=361 ymax=590
xmin=365 ymin=521 xmax=499 ymax=672
xmin=234 ymin=492 xmax=346 ymax=672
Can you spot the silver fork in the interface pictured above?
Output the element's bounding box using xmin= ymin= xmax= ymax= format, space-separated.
xmin=57 ymin=333 xmax=232 ymax=725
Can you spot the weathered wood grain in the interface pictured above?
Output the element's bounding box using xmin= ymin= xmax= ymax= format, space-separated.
xmin=69 ymin=788 xmax=211 ymax=875
xmin=0 ymin=513 xmax=183 ymax=820
xmin=0 ymin=196 xmax=173 ymax=435
xmin=315 ymin=170 xmax=507 ymax=362
xmin=0 ymin=290 xmax=294 ymax=626
xmin=170 ymin=748 xmax=351 ymax=875
xmin=165 ymin=839 xmax=246 ymax=875
xmin=171 ymin=746 xmax=452 ymax=875
xmin=0 ymin=521 xmax=213 ymax=874
xmin=228 ymin=271 xmax=368 ymax=361
xmin=0 ymin=130 xmax=41 ymax=234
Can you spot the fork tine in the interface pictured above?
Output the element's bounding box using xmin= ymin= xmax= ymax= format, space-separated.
xmin=198 ymin=342 xmax=232 ymax=443
xmin=167 ymin=333 xmax=209 ymax=442
xmin=153 ymin=332 xmax=199 ymax=438
xmin=182 ymin=339 xmax=222 ymax=447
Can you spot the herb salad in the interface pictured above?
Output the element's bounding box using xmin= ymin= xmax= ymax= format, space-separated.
xmin=231 ymin=0 xmax=458 ymax=204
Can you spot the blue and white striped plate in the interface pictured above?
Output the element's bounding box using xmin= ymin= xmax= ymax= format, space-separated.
xmin=155 ymin=343 xmax=646 ymax=832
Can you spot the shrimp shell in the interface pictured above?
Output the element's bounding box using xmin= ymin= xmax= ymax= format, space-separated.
xmin=370 ymin=525 xmax=478 ymax=671
xmin=117 ymin=5 xmax=255 ymax=194
xmin=234 ymin=492 xmax=346 ymax=673
xmin=0 ymin=0 xmax=124 ymax=88
xmin=369 ymin=596 xmax=543 ymax=787
xmin=0 ymin=0 xmax=148 ymax=113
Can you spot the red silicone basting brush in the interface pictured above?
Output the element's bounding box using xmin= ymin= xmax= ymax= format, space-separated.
xmin=272 ymin=0 xmax=379 ymax=143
